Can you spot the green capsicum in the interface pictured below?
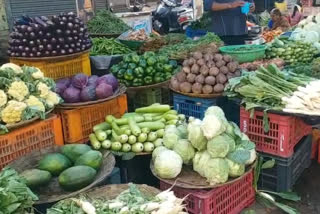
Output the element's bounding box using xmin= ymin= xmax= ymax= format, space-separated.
xmin=110 ymin=65 xmax=120 ymax=75
xmin=154 ymin=76 xmax=164 ymax=83
xmin=128 ymin=63 xmax=137 ymax=70
xmin=163 ymin=64 xmax=173 ymax=73
xmin=146 ymin=67 xmax=155 ymax=75
xmin=139 ymin=59 xmax=147 ymax=68
xmin=155 ymin=63 xmax=164 ymax=72
xmin=144 ymin=76 xmax=153 ymax=85
xmin=131 ymin=54 xmax=140 ymax=64
xmin=123 ymin=55 xmax=132 ymax=63
xmin=143 ymin=51 xmax=155 ymax=60
xmin=132 ymin=78 xmax=144 ymax=87
xmin=123 ymin=80 xmax=132 ymax=87
xmin=124 ymin=69 xmax=134 ymax=81
xmin=169 ymin=60 xmax=178 ymax=68
xmin=134 ymin=67 xmax=144 ymax=78
xmin=158 ymin=55 xmax=169 ymax=64
xmin=164 ymin=72 xmax=172 ymax=80
xmin=117 ymin=69 xmax=126 ymax=79
xmin=147 ymin=57 xmax=157 ymax=66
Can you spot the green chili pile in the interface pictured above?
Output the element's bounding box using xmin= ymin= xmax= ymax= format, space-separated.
xmin=90 ymin=38 xmax=133 ymax=56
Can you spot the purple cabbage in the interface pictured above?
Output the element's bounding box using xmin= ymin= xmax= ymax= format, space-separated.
xmin=96 ymin=83 xmax=113 ymax=99
xmin=97 ymin=74 xmax=119 ymax=91
xmin=87 ymin=75 xmax=99 ymax=86
xmin=55 ymin=82 xmax=68 ymax=95
xmin=71 ymin=73 xmax=88 ymax=89
xmin=56 ymin=77 xmax=71 ymax=87
xmin=80 ymin=86 xmax=96 ymax=102
xmin=62 ymin=87 xmax=81 ymax=103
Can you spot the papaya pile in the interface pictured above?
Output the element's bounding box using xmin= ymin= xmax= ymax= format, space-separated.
xmin=20 ymin=144 xmax=102 ymax=191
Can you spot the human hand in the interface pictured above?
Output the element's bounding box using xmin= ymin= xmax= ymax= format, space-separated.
xmin=250 ymin=3 xmax=255 ymax=12
xmin=231 ymin=1 xmax=245 ymax=8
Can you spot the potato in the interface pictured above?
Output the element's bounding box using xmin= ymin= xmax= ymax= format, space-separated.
xmin=195 ymin=74 xmax=205 ymax=84
xmin=213 ymin=54 xmax=223 ymax=62
xmin=182 ymin=66 xmax=191 ymax=74
xmin=191 ymin=64 xmax=200 ymax=74
xmin=192 ymin=83 xmax=203 ymax=94
xmin=182 ymin=59 xmax=189 ymax=67
xmin=235 ymin=70 xmax=241 ymax=77
xmin=226 ymin=73 xmax=234 ymax=80
xmin=197 ymin=59 xmax=206 ymax=66
xmin=215 ymin=60 xmax=226 ymax=68
xmin=220 ymin=66 xmax=229 ymax=74
xmin=186 ymin=73 xmax=196 ymax=83
xmin=216 ymin=73 xmax=227 ymax=84
xmin=205 ymin=76 xmax=216 ymax=85
xmin=200 ymin=65 xmax=209 ymax=77
xmin=180 ymin=82 xmax=192 ymax=93
xmin=209 ymin=67 xmax=219 ymax=76
xmin=188 ymin=58 xmax=196 ymax=66
xmin=192 ymin=52 xmax=203 ymax=60
xmin=204 ymin=53 xmax=213 ymax=62
xmin=202 ymin=85 xmax=213 ymax=94
xmin=227 ymin=61 xmax=238 ymax=73
xmin=176 ymin=71 xmax=187 ymax=82
xmin=170 ymin=77 xmax=180 ymax=90
xmin=213 ymin=84 xmax=224 ymax=93
xmin=207 ymin=61 xmax=215 ymax=68
xmin=223 ymin=55 xmax=232 ymax=63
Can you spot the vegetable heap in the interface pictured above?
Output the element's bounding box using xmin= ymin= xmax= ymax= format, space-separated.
xmin=140 ymin=33 xmax=186 ymax=53
xmin=224 ymin=64 xmax=315 ymax=113
xmin=126 ymin=29 xmax=148 ymax=41
xmin=239 ymin=58 xmax=285 ymax=71
xmin=55 ymin=73 xmax=119 ymax=103
xmin=110 ymin=52 xmax=178 ymax=87
xmin=152 ymin=106 xmax=256 ymax=185
xmin=88 ymin=10 xmax=130 ymax=35
xmin=0 ymin=168 xmax=38 ymax=213
xmin=47 ymin=183 xmax=186 ymax=214
xmin=90 ymin=104 xmax=186 ymax=154
xmin=265 ymin=37 xmax=319 ymax=65
xmin=90 ymin=38 xmax=132 ymax=56
xmin=20 ymin=144 xmax=102 ymax=191
xmin=8 ymin=13 xmax=91 ymax=57
xmin=170 ymin=48 xmax=240 ymax=94
xmin=284 ymin=57 xmax=320 ymax=79
xmin=158 ymin=33 xmax=223 ymax=60
xmin=0 ymin=63 xmax=61 ymax=130
xmin=261 ymin=29 xmax=282 ymax=43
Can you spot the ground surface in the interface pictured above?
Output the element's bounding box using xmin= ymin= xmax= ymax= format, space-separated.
xmin=245 ymin=161 xmax=320 ymax=214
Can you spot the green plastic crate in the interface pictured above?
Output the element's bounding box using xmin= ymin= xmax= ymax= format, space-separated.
xmin=219 ymin=44 xmax=266 ymax=63
xmin=127 ymin=88 xmax=172 ymax=111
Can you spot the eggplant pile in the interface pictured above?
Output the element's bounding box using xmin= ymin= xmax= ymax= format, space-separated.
xmin=8 ymin=13 xmax=92 ymax=58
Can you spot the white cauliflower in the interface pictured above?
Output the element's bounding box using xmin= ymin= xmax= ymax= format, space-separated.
xmin=25 ymin=95 xmax=45 ymax=112
xmin=1 ymin=100 xmax=27 ymax=124
xmin=46 ymin=91 xmax=61 ymax=108
xmin=7 ymin=81 xmax=29 ymax=101
xmin=0 ymin=90 xmax=7 ymax=107
xmin=0 ymin=63 xmax=23 ymax=74
xmin=37 ymin=82 xmax=50 ymax=98
xmin=31 ymin=68 xmax=44 ymax=79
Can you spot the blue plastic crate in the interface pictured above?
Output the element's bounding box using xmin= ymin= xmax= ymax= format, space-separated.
xmin=173 ymin=93 xmax=224 ymax=119
xmin=185 ymin=26 xmax=208 ymax=39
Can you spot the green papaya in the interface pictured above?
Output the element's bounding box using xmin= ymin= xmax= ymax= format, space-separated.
xmin=75 ymin=151 xmax=103 ymax=170
xmin=59 ymin=166 xmax=96 ymax=191
xmin=38 ymin=153 xmax=72 ymax=176
xmin=61 ymin=144 xmax=92 ymax=162
xmin=21 ymin=169 xmax=52 ymax=188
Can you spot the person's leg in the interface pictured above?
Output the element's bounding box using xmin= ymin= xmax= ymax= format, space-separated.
xmin=220 ymin=35 xmax=246 ymax=45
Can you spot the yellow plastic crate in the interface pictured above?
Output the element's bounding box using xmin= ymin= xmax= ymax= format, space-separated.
xmin=10 ymin=51 xmax=91 ymax=80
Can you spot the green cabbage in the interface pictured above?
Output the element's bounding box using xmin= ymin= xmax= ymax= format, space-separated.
xmin=201 ymin=114 xmax=226 ymax=140
xmin=193 ymin=151 xmax=211 ymax=177
xmin=154 ymin=150 xmax=183 ymax=179
xmin=204 ymin=158 xmax=229 ymax=185
xmin=187 ymin=119 xmax=207 ymax=151
xmin=173 ymin=139 xmax=195 ymax=165
xmin=205 ymin=106 xmax=226 ymax=119
xmin=152 ymin=146 xmax=168 ymax=162
xmin=226 ymin=159 xmax=245 ymax=177
xmin=163 ymin=126 xmax=180 ymax=149
xmin=177 ymin=124 xmax=188 ymax=139
xmin=207 ymin=134 xmax=235 ymax=158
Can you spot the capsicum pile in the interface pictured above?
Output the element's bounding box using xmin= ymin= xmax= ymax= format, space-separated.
xmin=110 ymin=52 xmax=179 ymax=87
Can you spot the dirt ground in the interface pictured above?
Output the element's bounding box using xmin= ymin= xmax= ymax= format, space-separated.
xmin=244 ymin=161 xmax=320 ymax=214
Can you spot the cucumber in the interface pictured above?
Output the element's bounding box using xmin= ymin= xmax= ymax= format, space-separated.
xmin=128 ymin=135 xmax=137 ymax=144
xmin=137 ymin=122 xmax=165 ymax=131
xmin=93 ymin=122 xmax=111 ymax=132
xmin=147 ymin=132 xmax=158 ymax=142
xmin=112 ymin=121 xmax=122 ymax=135
xmin=101 ymin=140 xmax=112 ymax=149
xmin=95 ymin=130 xmax=107 ymax=141
xmin=89 ymin=133 xmax=101 ymax=150
xmin=119 ymin=134 xmax=129 ymax=143
xmin=106 ymin=115 xmax=116 ymax=124
xmin=128 ymin=117 xmax=141 ymax=136
xmin=114 ymin=115 xmax=145 ymax=125
xmin=135 ymin=105 xmax=171 ymax=113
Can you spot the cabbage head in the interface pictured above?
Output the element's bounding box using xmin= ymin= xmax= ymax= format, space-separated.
xmin=201 ymin=114 xmax=226 ymax=140
xmin=163 ymin=126 xmax=180 ymax=149
xmin=205 ymin=106 xmax=226 ymax=119
xmin=188 ymin=119 xmax=207 ymax=151
xmin=154 ymin=150 xmax=183 ymax=179
xmin=207 ymin=134 xmax=235 ymax=158
xmin=193 ymin=151 xmax=211 ymax=177
xmin=173 ymin=139 xmax=195 ymax=165
xmin=204 ymin=158 xmax=229 ymax=185
xmin=177 ymin=124 xmax=188 ymax=139
xmin=226 ymin=159 xmax=245 ymax=177
xmin=152 ymin=146 xmax=168 ymax=162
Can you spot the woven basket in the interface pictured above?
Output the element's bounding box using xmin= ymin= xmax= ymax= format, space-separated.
xmin=8 ymin=146 xmax=115 ymax=204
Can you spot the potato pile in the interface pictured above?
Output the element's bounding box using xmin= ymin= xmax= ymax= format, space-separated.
xmin=170 ymin=50 xmax=240 ymax=94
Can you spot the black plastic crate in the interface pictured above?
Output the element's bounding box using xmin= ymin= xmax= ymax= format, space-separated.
xmin=258 ymin=135 xmax=312 ymax=192
xmin=222 ymin=98 xmax=240 ymax=126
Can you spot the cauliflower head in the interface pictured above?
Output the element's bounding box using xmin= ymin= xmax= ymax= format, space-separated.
xmin=37 ymin=82 xmax=50 ymax=98
xmin=0 ymin=63 xmax=23 ymax=74
xmin=0 ymin=90 xmax=7 ymax=108
xmin=8 ymin=81 xmax=29 ymax=101
xmin=1 ymin=100 xmax=27 ymax=124
xmin=25 ymin=95 xmax=45 ymax=112
xmin=31 ymin=68 xmax=44 ymax=79
xmin=46 ymin=91 xmax=61 ymax=108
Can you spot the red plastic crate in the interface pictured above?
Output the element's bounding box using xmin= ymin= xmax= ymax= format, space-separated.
xmin=160 ymin=169 xmax=255 ymax=214
xmin=240 ymin=107 xmax=312 ymax=158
